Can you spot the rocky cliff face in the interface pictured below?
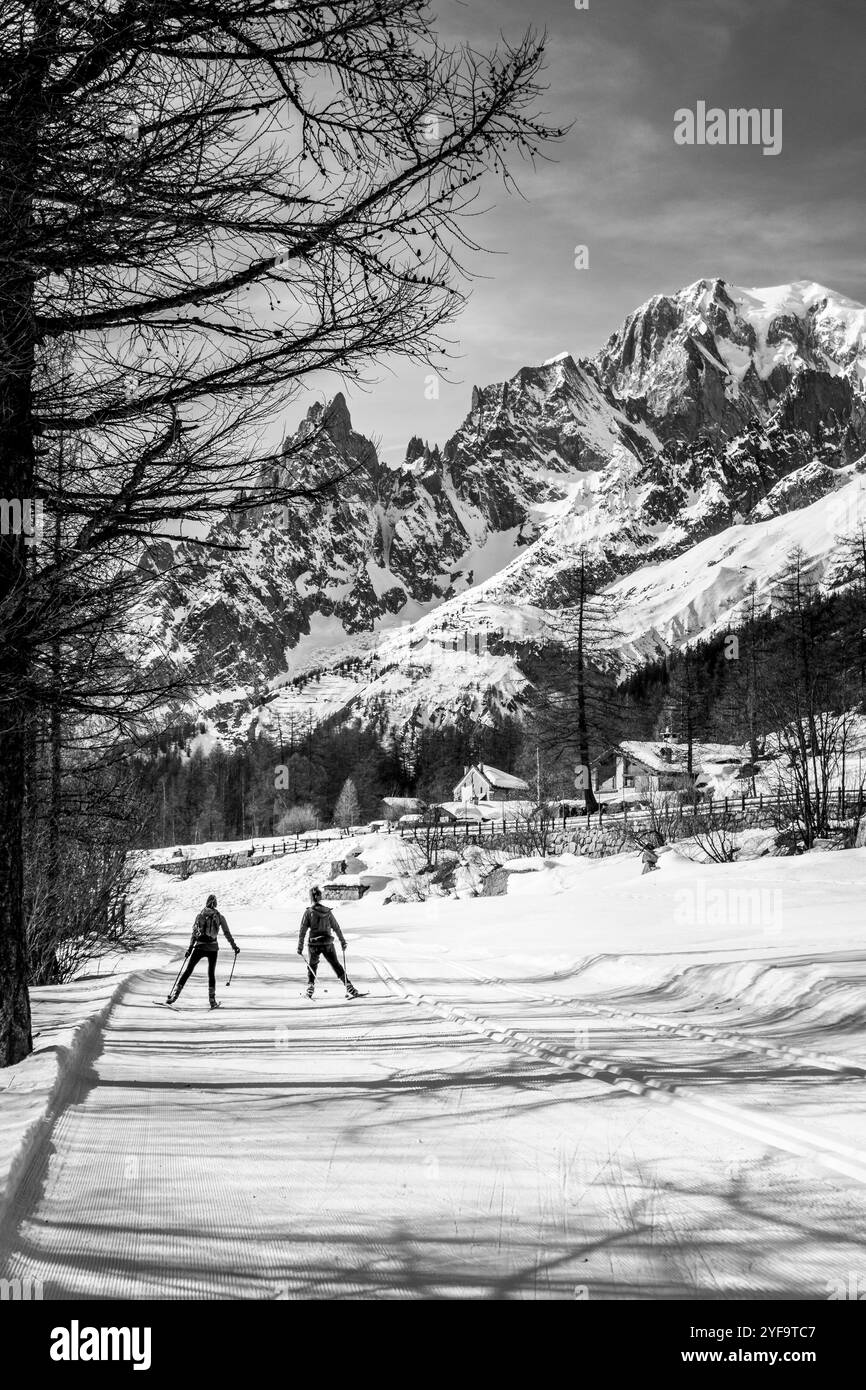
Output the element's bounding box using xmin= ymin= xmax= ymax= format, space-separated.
xmin=595 ymin=278 xmax=866 ymax=443
xmin=140 ymin=278 xmax=866 ymax=740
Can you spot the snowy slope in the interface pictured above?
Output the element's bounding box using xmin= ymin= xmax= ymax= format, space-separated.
xmin=6 ymin=844 xmax=866 ymax=1297
xmin=607 ymin=470 xmax=866 ymax=664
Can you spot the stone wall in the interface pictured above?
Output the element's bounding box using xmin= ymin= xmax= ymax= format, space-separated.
xmin=152 ymin=849 xmax=288 ymax=877
xmin=563 ymin=802 xmax=780 ymax=859
xmin=323 ymin=882 xmax=369 ymax=900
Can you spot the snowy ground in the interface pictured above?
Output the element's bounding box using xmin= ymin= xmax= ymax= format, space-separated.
xmin=3 ymin=839 xmax=866 ymax=1299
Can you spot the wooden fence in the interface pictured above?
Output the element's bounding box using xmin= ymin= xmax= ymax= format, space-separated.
xmin=397 ymin=788 xmax=866 ymax=848
xmin=151 ymin=788 xmax=866 ymax=874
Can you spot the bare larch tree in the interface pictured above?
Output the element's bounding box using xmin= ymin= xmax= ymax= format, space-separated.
xmin=0 ymin=0 xmax=562 ymax=1063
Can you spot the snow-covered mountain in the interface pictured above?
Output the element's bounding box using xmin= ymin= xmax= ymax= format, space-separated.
xmin=144 ymin=278 xmax=866 ymax=745
xmin=595 ymin=278 xmax=866 ymax=440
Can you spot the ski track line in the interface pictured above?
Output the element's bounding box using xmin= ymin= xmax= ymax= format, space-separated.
xmin=4 ymin=954 xmax=301 ymax=1299
xmin=366 ymin=956 xmax=866 ymax=1189
xmin=8 ymin=955 xmax=488 ymax=1300
xmin=420 ymin=948 xmax=866 ymax=1082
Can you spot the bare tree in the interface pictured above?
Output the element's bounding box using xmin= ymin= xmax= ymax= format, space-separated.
xmin=682 ymin=808 xmax=738 ymax=864
xmin=333 ymin=777 xmax=361 ymax=828
xmin=0 ymin=0 xmax=562 ymax=1062
xmin=534 ymin=549 xmax=623 ymax=813
xmin=640 ymin=790 xmax=685 ymax=847
xmin=766 ymin=549 xmax=859 ymax=846
xmin=663 ymin=647 xmax=708 ymax=779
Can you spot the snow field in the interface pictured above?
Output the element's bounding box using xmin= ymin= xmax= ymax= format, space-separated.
xmin=3 ymin=844 xmax=866 ymax=1296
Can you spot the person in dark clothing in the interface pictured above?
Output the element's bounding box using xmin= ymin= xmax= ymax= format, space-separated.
xmin=641 ymin=844 xmax=659 ymax=875
xmin=168 ymin=893 xmax=239 ymax=1008
xmin=298 ymin=887 xmax=359 ymax=998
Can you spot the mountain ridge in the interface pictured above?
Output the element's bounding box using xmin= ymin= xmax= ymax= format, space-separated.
xmin=138 ymin=276 xmax=866 ymax=746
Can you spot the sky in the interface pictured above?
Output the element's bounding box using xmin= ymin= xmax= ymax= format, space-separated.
xmin=286 ymin=0 xmax=866 ymax=457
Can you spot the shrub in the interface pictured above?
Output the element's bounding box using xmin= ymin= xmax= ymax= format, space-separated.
xmin=276 ymin=803 xmax=320 ymax=835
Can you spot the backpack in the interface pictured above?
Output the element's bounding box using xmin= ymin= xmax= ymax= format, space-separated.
xmin=308 ymin=904 xmax=335 ymax=939
xmin=193 ymin=907 xmax=220 ymax=943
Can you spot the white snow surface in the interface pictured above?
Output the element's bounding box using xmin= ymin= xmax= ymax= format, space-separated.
xmin=4 ymin=841 xmax=866 ymax=1297
xmin=606 ymin=472 xmax=866 ymax=663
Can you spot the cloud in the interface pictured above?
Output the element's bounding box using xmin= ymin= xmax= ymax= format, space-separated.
xmin=283 ymin=0 xmax=864 ymax=455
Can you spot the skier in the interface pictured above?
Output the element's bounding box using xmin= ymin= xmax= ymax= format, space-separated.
xmin=641 ymin=843 xmax=659 ymax=875
xmin=298 ymin=887 xmax=360 ymax=998
xmin=167 ymin=893 xmax=239 ymax=1008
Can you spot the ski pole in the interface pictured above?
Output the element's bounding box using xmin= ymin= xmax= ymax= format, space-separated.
xmin=341 ymin=944 xmax=352 ymax=997
xmin=226 ymin=949 xmax=238 ymax=987
xmin=167 ymin=953 xmax=188 ymax=997
xmin=301 ymin=950 xmax=324 ymax=992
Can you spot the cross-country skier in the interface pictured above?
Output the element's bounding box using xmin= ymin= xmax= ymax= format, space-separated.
xmin=167 ymin=894 xmax=239 ymax=1008
xmin=298 ymin=887 xmax=360 ymax=998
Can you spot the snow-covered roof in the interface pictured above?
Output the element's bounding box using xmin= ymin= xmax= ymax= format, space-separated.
xmin=437 ymin=801 xmax=487 ymax=821
xmin=476 ymin=764 xmax=530 ymax=790
xmin=439 ymin=798 xmax=537 ymax=822
xmin=382 ymin=796 xmax=426 ymax=811
xmin=618 ymin=740 xmax=744 ymax=774
xmin=618 ymin=740 xmax=685 ymax=772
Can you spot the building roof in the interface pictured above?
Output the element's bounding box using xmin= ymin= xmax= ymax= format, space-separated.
xmin=618 ymin=740 xmax=744 ymax=774
xmin=382 ymin=796 xmax=426 ymax=811
xmin=476 ymin=764 xmax=530 ymax=790
xmin=437 ymin=801 xmax=486 ymax=821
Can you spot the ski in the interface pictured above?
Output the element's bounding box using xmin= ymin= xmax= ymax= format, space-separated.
xmin=344 ymin=992 xmax=369 ymax=1000
xmin=154 ymin=1000 xmax=178 ymax=1008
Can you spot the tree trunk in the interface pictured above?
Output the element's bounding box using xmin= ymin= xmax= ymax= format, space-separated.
xmin=0 ymin=25 xmax=48 ymax=1064
xmin=575 ymin=555 xmax=599 ymax=814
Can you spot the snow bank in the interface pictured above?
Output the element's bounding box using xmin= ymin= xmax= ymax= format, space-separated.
xmin=0 ymin=947 xmax=175 ymax=1232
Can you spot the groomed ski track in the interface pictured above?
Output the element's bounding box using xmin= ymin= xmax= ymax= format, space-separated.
xmin=3 ymin=900 xmax=866 ymax=1300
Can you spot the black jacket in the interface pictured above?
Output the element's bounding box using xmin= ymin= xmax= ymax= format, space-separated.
xmin=188 ymin=907 xmax=237 ymax=955
xmin=298 ymin=903 xmax=346 ymax=951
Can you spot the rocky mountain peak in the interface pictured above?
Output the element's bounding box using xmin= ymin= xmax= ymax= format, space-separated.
xmin=139 ymin=276 xmax=866 ymax=744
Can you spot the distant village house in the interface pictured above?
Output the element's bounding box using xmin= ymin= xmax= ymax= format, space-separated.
xmin=453 ymin=763 xmax=530 ymax=804
xmin=593 ymin=740 xmax=749 ymax=800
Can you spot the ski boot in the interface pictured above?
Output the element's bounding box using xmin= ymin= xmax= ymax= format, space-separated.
xmin=209 ymin=997 xmax=221 ymax=1010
